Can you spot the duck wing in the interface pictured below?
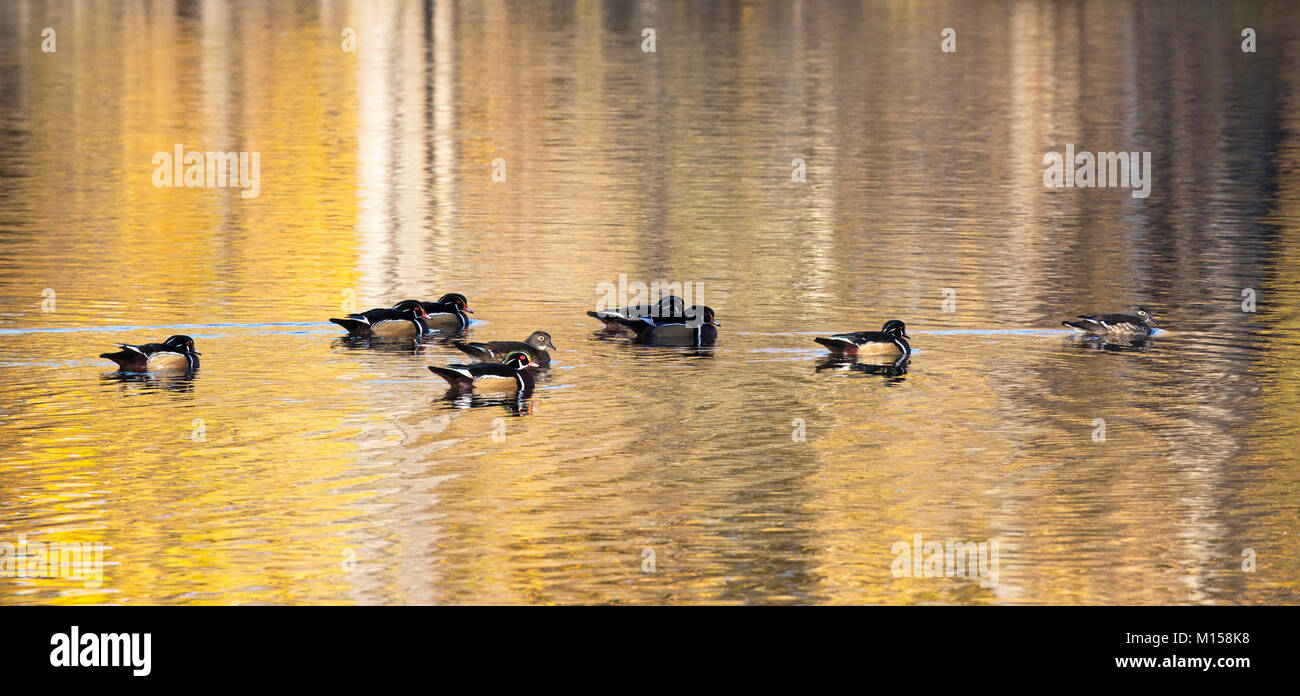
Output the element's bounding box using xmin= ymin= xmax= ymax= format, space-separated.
xmin=100 ymin=342 xmax=150 ymax=369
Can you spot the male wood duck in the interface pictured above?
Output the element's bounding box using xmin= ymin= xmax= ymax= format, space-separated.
xmin=452 ymin=331 xmax=556 ymax=367
xmin=100 ymin=335 xmax=200 ymax=372
xmin=330 ymin=300 xmax=429 ymax=338
xmin=1062 ymin=308 xmax=1157 ymax=337
xmin=814 ymin=320 xmax=911 ymax=356
xmin=428 ymin=351 xmax=535 ymax=393
xmin=612 ymin=305 xmax=719 ymax=346
xmin=588 ymin=295 xmax=686 ymax=331
xmin=411 ymin=293 xmax=472 ymax=331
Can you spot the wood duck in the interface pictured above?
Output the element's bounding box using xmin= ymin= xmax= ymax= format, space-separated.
xmin=330 ymin=300 xmax=429 ymax=338
xmin=412 ymin=293 xmax=472 ymax=331
xmin=452 ymin=331 xmax=556 ymax=367
xmin=814 ymin=320 xmax=911 ymax=356
xmin=427 ymin=351 xmax=535 ymax=393
xmin=588 ymin=295 xmax=686 ymax=331
xmin=100 ymin=335 xmax=200 ymax=372
xmin=1062 ymin=308 xmax=1157 ymax=337
xmin=612 ymin=305 xmax=719 ymax=346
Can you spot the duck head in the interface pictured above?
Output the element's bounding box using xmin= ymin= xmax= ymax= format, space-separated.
xmin=503 ymin=351 xmax=532 ymax=370
xmin=163 ymin=335 xmax=200 ymax=354
xmin=436 ymin=293 xmax=472 ymax=314
xmin=656 ymin=295 xmax=686 ymax=318
xmin=1135 ymin=307 xmax=1156 ymax=325
xmin=880 ymin=320 xmax=909 ymax=338
xmin=686 ymin=306 xmax=720 ymax=327
xmin=526 ymin=331 xmax=558 ymax=351
xmin=392 ymin=300 xmax=430 ymax=319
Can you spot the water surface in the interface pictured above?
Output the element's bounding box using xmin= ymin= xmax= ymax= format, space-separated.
xmin=1 ymin=0 xmax=1299 ymax=604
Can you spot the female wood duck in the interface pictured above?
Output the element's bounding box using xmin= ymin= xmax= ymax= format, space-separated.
xmin=412 ymin=293 xmax=472 ymax=331
xmin=452 ymin=331 xmax=556 ymax=367
xmin=1062 ymin=308 xmax=1157 ymax=337
xmin=814 ymin=320 xmax=911 ymax=356
xmin=330 ymin=300 xmax=429 ymax=338
xmin=428 ymin=351 xmax=535 ymax=393
xmin=100 ymin=335 xmax=200 ymax=372
xmin=612 ymin=305 xmax=720 ymax=346
xmin=588 ymin=295 xmax=686 ymax=331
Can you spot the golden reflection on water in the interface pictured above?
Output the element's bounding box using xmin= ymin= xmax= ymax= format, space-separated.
xmin=1 ymin=0 xmax=1299 ymax=604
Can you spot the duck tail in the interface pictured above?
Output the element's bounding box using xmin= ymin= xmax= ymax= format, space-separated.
xmin=1062 ymin=319 xmax=1096 ymax=332
xmin=99 ymin=351 xmax=133 ymax=369
xmin=815 ymin=337 xmax=852 ymax=353
xmin=427 ymin=365 xmax=470 ymax=387
xmin=587 ymin=310 xmax=626 ymax=330
xmin=452 ymin=341 xmax=491 ymax=361
xmin=330 ymin=317 xmax=370 ymax=336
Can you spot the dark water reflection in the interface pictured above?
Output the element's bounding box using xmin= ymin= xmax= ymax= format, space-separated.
xmin=0 ymin=0 xmax=1298 ymax=604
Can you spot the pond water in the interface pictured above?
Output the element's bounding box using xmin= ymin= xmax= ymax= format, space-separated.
xmin=1 ymin=0 xmax=1299 ymax=604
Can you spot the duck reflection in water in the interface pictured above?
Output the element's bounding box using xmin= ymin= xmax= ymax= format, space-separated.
xmin=331 ymin=336 xmax=426 ymax=353
xmin=1064 ymin=334 xmax=1155 ymax=353
xmin=442 ymin=391 xmax=536 ymax=416
xmin=102 ymin=370 xmax=198 ymax=394
xmin=413 ymin=326 xmax=471 ymax=345
xmin=816 ymin=354 xmax=910 ymax=380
